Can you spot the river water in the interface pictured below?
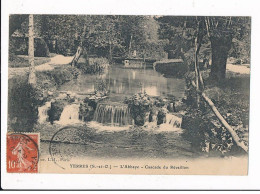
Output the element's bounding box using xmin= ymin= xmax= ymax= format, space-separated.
xmin=59 ymin=65 xmax=186 ymax=102
xmin=39 ymin=65 xmax=200 ymax=159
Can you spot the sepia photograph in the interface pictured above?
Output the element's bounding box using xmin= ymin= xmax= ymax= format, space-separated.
xmin=3 ymin=0 xmax=260 ymax=190
xmin=6 ymin=14 xmax=251 ymax=175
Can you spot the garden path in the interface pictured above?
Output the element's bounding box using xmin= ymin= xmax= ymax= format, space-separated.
xmin=9 ymin=55 xmax=73 ymax=79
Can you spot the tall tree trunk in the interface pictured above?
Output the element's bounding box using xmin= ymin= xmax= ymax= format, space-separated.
xmin=71 ymin=25 xmax=87 ymax=66
xmin=193 ymin=18 xmax=204 ymax=106
xmin=179 ymin=19 xmax=188 ymax=69
xmin=210 ymin=35 xmax=232 ymax=81
xmin=28 ymin=14 xmax=36 ymax=86
xmin=128 ymin=34 xmax=133 ymax=57
xmin=109 ymin=38 xmax=112 ymax=63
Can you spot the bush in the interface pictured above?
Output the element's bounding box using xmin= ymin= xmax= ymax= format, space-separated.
xmin=125 ymin=93 xmax=174 ymax=126
xmin=76 ymin=57 xmax=109 ymax=74
xmin=41 ymin=66 xmax=80 ymax=86
xmin=154 ymin=60 xmax=188 ymax=78
xmin=10 ymin=37 xmax=50 ymax=57
xmin=125 ymin=93 xmax=154 ymax=126
xmin=35 ymin=38 xmax=50 ymax=57
xmin=182 ymin=77 xmax=249 ymax=156
xmin=79 ymin=100 xmax=96 ymax=122
xmin=8 ymin=76 xmax=43 ymax=132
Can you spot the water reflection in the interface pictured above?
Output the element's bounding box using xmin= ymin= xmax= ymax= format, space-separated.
xmin=59 ymin=65 xmax=186 ymax=102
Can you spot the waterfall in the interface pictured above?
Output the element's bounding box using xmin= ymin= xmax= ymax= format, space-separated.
xmin=144 ymin=110 xmax=158 ymax=128
xmin=159 ymin=113 xmax=183 ymax=132
xmin=93 ymin=103 xmax=132 ymax=126
xmin=38 ymin=101 xmax=52 ymax=124
xmin=56 ymin=104 xmax=82 ymax=125
xmin=165 ymin=113 xmax=182 ymax=127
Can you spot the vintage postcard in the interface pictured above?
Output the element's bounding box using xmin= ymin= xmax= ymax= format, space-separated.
xmin=5 ymin=14 xmax=250 ymax=176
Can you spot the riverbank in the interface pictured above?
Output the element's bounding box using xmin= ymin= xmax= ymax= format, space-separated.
xmin=153 ymin=59 xmax=187 ymax=78
xmin=8 ymin=54 xmax=108 ymax=132
xmin=8 ymin=64 xmax=81 ymax=132
xmin=182 ymin=67 xmax=249 ymax=156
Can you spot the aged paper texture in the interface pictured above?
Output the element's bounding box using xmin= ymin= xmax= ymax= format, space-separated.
xmin=7 ymin=14 xmax=250 ymax=175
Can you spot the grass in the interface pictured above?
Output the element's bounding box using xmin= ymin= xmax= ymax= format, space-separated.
xmin=9 ymin=54 xmax=51 ymax=68
xmin=182 ymin=69 xmax=250 ymax=156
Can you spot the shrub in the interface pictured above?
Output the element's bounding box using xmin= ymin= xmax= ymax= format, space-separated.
xmin=41 ymin=66 xmax=80 ymax=86
xmin=79 ymin=103 xmax=95 ymax=122
xmin=8 ymin=76 xmax=43 ymax=132
xmin=154 ymin=60 xmax=188 ymax=78
xmin=11 ymin=37 xmax=50 ymax=57
xmin=34 ymin=38 xmax=50 ymax=57
xmin=76 ymin=57 xmax=109 ymax=74
xmin=182 ymin=77 xmax=249 ymax=156
xmin=125 ymin=93 xmax=154 ymax=126
xmin=48 ymin=101 xmax=68 ymax=124
xmin=125 ymin=93 xmax=176 ymax=126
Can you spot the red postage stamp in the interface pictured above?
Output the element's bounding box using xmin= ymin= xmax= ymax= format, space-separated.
xmin=7 ymin=133 xmax=39 ymax=173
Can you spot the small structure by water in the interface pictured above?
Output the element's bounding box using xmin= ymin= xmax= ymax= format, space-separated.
xmin=93 ymin=102 xmax=132 ymax=126
xmin=124 ymin=59 xmax=144 ymax=69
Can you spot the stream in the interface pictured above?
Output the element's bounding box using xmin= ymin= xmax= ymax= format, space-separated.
xmin=39 ymin=65 xmax=200 ymax=159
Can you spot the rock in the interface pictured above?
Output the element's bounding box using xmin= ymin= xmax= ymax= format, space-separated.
xmin=174 ymin=101 xmax=186 ymax=112
xmin=47 ymin=91 xmax=54 ymax=96
xmin=66 ymin=91 xmax=72 ymax=96
xmin=70 ymin=92 xmax=77 ymax=98
xmin=167 ymin=102 xmax=175 ymax=112
xmin=57 ymin=93 xmax=67 ymax=100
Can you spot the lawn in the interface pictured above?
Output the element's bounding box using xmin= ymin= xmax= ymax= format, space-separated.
xmin=9 ymin=54 xmax=51 ymax=68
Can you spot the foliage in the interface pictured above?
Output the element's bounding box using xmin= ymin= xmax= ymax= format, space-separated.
xmin=10 ymin=15 xmax=250 ymax=67
xmin=8 ymin=76 xmax=43 ymax=132
xmin=10 ymin=37 xmax=50 ymax=57
xmin=156 ymin=16 xmax=197 ymax=58
xmin=76 ymin=57 xmax=109 ymax=74
xmin=182 ymin=106 xmax=234 ymax=156
xmin=41 ymin=66 xmax=80 ymax=86
xmin=12 ymin=15 xmax=165 ymax=59
xmin=154 ymin=60 xmax=188 ymax=78
xmin=79 ymin=98 xmax=97 ymax=122
xmin=9 ymin=14 xmax=29 ymax=37
xmin=48 ymin=101 xmax=68 ymax=124
xmin=125 ymin=92 xmax=154 ymax=126
xmin=182 ymin=71 xmax=249 ymax=155
xmin=125 ymin=93 xmax=173 ymax=126
xmin=156 ymin=16 xmax=251 ymax=80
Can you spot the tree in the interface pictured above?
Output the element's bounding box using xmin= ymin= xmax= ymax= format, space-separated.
xmin=28 ymin=14 xmax=36 ymax=86
xmin=157 ymin=16 xmax=250 ymax=81
xmin=9 ymin=14 xmax=28 ymax=37
xmin=156 ymin=16 xmax=197 ymax=60
xmin=71 ymin=24 xmax=87 ymax=66
xmin=86 ymin=15 xmax=123 ymax=61
xmin=205 ymin=17 xmax=233 ymax=81
xmin=40 ymin=15 xmax=88 ymax=55
xmin=119 ymin=15 xmax=164 ymax=58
